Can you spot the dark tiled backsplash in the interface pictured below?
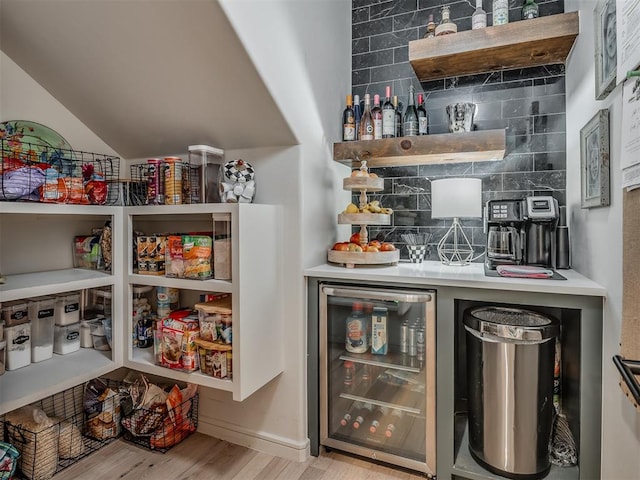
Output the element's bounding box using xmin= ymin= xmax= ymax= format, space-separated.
xmin=350 ymin=0 xmax=566 ymax=261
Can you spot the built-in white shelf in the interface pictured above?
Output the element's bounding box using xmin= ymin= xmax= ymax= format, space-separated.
xmin=0 ymin=269 xmax=114 ymax=302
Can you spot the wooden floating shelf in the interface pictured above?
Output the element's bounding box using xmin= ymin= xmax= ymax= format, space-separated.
xmin=333 ymin=129 xmax=506 ymax=168
xmin=338 ymin=212 xmax=391 ymax=225
xmin=409 ymin=12 xmax=579 ymax=82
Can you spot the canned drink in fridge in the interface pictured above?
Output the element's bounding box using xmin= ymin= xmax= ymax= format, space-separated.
xmin=416 ymin=328 xmax=426 ymax=359
xmin=408 ymin=326 xmax=417 ymax=357
xmin=164 ymin=157 xmax=183 ymax=205
xmin=400 ymin=322 xmax=409 ymax=353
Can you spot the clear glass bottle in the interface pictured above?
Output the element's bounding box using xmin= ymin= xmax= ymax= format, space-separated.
xmin=521 ymin=0 xmax=539 ymax=19
xmin=472 ymin=0 xmax=487 ymax=29
xmin=492 ymin=0 xmax=509 ymax=25
xmin=435 ymin=6 xmax=457 ymax=36
xmin=393 ymin=95 xmax=403 ymax=137
xmin=359 ymin=94 xmax=374 ymax=141
xmin=342 ymin=94 xmax=355 ymax=141
xmin=382 ymin=86 xmax=395 ymax=138
xmin=417 ymin=93 xmax=428 ymax=135
xmin=372 ymin=94 xmax=383 ymax=140
xmin=424 ymin=13 xmax=436 ymax=38
xmin=403 ymin=85 xmax=419 ymax=137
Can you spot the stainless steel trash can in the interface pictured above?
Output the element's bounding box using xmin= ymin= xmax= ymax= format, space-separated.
xmin=464 ymin=306 xmax=559 ymax=479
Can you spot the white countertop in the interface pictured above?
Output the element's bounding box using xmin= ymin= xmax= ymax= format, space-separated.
xmin=304 ymin=261 xmax=606 ymax=297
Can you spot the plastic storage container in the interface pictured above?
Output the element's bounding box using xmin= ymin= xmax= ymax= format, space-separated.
xmin=187 ymin=144 xmax=224 ymax=203
xmin=55 ymin=292 xmax=81 ymax=326
xmin=464 ymin=306 xmax=559 ymax=479
xmin=2 ymin=300 xmax=29 ymax=326
xmin=54 ymin=323 xmax=81 ymax=355
xmin=28 ymin=296 xmax=56 ymax=363
xmin=80 ymin=320 xmax=94 ymax=348
xmin=92 ymin=287 xmax=112 ymax=316
xmin=5 ymin=322 xmax=31 ymax=370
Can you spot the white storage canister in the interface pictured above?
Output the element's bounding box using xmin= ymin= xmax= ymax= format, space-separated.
xmin=0 ymin=340 xmax=6 ymax=375
xmin=55 ymin=292 xmax=81 ymax=326
xmin=80 ymin=320 xmax=94 ymax=348
xmin=54 ymin=323 xmax=81 ymax=355
xmin=2 ymin=300 xmax=29 ymax=326
xmin=5 ymin=322 xmax=31 ymax=370
xmin=28 ymin=296 xmax=56 ymax=363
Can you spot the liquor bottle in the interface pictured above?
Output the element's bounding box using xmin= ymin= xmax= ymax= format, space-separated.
xmin=424 ymin=13 xmax=436 ymax=38
xmin=417 ymin=93 xmax=428 ymax=135
xmin=384 ymin=409 xmax=404 ymax=438
xmin=344 ymin=360 xmax=355 ymax=388
xmin=472 ymin=0 xmax=487 ymax=29
xmin=342 ymin=95 xmax=356 ymax=141
xmin=359 ymin=94 xmax=374 ymax=141
xmin=360 ymin=363 xmax=372 ymax=388
xmin=353 ymin=94 xmax=362 ymax=141
xmin=369 ymin=406 xmax=389 ymax=434
xmin=372 ymin=94 xmax=383 ymax=140
xmin=435 ymin=6 xmax=457 ymax=36
xmin=341 ymin=401 xmax=363 ymax=427
xmin=403 ymin=85 xmax=419 ymax=137
xmin=353 ymin=403 xmax=374 ymax=429
xmin=393 ymin=95 xmax=403 ymax=137
xmin=492 ymin=0 xmax=509 ymax=25
xmin=382 ymin=86 xmax=395 ymax=138
xmin=346 ymin=302 xmax=368 ymax=353
xmin=521 ymin=0 xmax=539 ymax=19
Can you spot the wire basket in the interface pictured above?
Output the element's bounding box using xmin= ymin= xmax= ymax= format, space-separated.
xmin=1 ymin=383 xmax=119 ymax=480
xmin=130 ymin=159 xmax=195 ymax=205
xmin=0 ymin=138 xmax=120 ymax=205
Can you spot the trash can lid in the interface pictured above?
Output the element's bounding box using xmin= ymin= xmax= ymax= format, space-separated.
xmin=463 ymin=306 xmax=559 ymax=342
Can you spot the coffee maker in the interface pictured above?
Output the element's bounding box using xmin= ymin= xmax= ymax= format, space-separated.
xmin=485 ymin=196 xmax=559 ymax=270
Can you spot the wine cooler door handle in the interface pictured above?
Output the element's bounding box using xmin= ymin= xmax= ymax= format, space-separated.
xmin=321 ymin=286 xmax=433 ymax=303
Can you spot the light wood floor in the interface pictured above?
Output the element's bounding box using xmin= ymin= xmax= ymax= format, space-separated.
xmin=52 ymin=432 xmax=426 ymax=480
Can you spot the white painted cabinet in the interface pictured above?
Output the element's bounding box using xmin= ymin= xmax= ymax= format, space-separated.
xmin=0 ymin=202 xmax=283 ymax=415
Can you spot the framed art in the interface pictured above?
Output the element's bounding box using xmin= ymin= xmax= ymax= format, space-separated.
xmin=595 ymin=0 xmax=617 ymax=100
xmin=581 ymin=109 xmax=610 ymax=208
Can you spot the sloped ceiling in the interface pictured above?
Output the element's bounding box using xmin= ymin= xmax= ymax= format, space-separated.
xmin=0 ymin=0 xmax=297 ymax=158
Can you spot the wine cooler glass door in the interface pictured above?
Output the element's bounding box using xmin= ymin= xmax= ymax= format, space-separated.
xmin=319 ymin=284 xmax=436 ymax=475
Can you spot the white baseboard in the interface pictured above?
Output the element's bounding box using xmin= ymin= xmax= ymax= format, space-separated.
xmin=197 ymin=419 xmax=310 ymax=463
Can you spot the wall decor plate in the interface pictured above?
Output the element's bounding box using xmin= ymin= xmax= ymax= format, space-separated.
xmin=0 ymin=120 xmax=75 ymax=163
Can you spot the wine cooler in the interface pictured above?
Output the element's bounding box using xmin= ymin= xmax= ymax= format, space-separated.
xmin=319 ymin=284 xmax=436 ymax=476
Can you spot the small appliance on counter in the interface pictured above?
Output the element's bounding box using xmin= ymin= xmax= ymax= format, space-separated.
xmin=485 ymin=196 xmax=560 ymax=271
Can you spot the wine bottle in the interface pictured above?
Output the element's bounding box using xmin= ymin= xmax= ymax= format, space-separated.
xmin=393 ymin=95 xmax=403 ymax=138
xmin=521 ymin=0 xmax=539 ymax=19
xmin=435 ymin=6 xmax=457 ymax=36
xmin=372 ymin=94 xmax=383 ymax=140
xmin=382 ymin=86 xmax=395 ymax=138
xmin=472 ymin=0 xmax=487 ymax=29
xmin=353 ymin=403 xmax=374 ymax=429
xmin=353 ymin=94 xmax=362 ymax=141
xmin=341 ymin=400 xmax=363 ymax=427
xmin=417 ymin=93 xmax=428 ymax=135
xmin=384 ymin=409 xmax=404 ymax=438
xmin=424 ymin=13 xmax=436 ymax=39
xmin=342 ymin=95 xmax=356 ymax=141
xmin=359 ymin=93 xmax=374 ymax=141
xmin=369 ymin=405 xmax=389 ymax=434
xmin=403 ymin=85 xmax=418 ymax=137
xmin=492 ymin=0 xmax=509 ymax=25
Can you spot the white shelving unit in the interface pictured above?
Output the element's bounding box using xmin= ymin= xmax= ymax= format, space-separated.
xmin=123 ymin=203 xmax=284 ymax=401
xmin=0 ymin=203 xmax=124 ymax=416
xmin=0 ymin=202 xmax=284 ymax=414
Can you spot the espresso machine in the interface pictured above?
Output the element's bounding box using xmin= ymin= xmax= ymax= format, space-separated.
xmin=485 ymin=196 xmax=559 ymax=270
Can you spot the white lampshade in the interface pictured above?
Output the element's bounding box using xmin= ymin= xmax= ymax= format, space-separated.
xmin=431 ymin=177 xmax=482 ymax=219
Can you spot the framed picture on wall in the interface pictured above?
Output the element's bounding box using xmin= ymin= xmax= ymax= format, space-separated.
xmin=580 ymin=109 xmax=610 ymax=208
xmin=595 ymin=0 xmax=617 ymax=100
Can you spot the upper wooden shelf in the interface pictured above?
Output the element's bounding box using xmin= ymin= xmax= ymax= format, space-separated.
xmin=333 ymin=129 xmax=506 ymax=168
xmin=409 ymin=12 xmax=579 ymax=81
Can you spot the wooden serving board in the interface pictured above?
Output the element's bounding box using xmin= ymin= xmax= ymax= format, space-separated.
xmin=327 ymin=249 xmax=400 ymax=268
xmin=343 ymin=176 xmax=384 ymax=192
xmin=338 ymin=213 xmax=391 ymax=225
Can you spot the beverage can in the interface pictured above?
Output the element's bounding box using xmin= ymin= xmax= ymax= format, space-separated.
xmin=400 ymin=322 xmax=409 ymax=353
xmin=408 ymin=326 xmax=417 ymax=356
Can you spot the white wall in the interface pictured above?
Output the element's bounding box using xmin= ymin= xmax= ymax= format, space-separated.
xmin=565 ymin=2 xmax=640 ymax=478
